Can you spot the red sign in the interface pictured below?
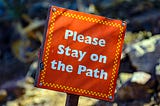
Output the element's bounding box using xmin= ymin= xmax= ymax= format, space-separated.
xmin=35 ymin=6 xmax=127 ymax=101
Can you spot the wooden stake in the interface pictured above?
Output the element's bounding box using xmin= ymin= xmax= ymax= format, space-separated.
xmin=65 ymin=93 xmax=80 ymax=106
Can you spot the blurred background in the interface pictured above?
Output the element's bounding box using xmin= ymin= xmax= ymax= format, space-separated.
xmin=0 ymin=0 xmax=160 ymax=106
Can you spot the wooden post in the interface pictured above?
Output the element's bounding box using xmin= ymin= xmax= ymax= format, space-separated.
xmin=65 ymin=93 xmax=80 ymax=106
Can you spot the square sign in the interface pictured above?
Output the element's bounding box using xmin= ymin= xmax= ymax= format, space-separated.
xmin=35 ymin=6 xmax=127 ymax=101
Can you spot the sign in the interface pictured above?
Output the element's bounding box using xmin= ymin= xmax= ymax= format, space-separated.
xmin=35 ymin=6 xmax=127 ymax=101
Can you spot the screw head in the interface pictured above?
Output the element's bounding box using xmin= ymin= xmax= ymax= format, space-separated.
xmin=52 ymin=8 xmax=56 ymax=12
xmin=39 ymin=82 xmax=43 ymax=86
xmin=108 ymin=96 xmax=112 ymax=99
xmin=122 ymin=21 xmax=126 ymax=26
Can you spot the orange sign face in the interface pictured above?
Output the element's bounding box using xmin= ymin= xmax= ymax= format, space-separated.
xmin=35 ymin=6 xmax=126 ymax=101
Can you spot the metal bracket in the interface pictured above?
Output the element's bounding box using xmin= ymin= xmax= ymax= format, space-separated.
xmin=39 ymin=62 xmax=44 ymax=70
